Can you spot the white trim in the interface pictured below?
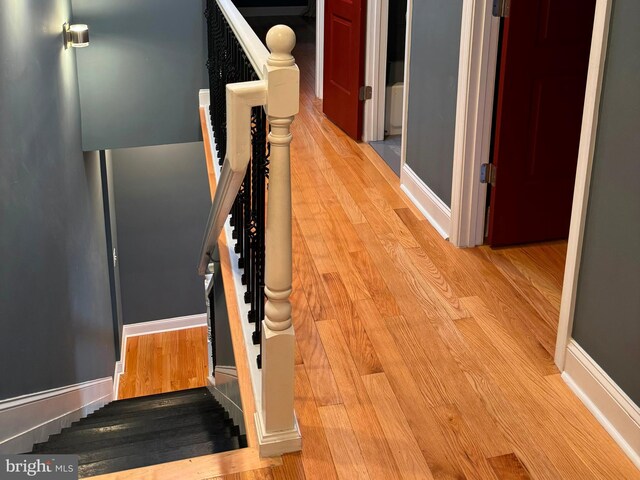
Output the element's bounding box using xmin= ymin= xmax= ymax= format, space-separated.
xmin=254 ymin=412 xmax=302 ymax=457
xmin=238 ymin=6 xmax=307 ymax=17
xmin=122 ymin=313 xmax=207 ymax=338
xmin=0 ymin=377 xmax=112 ymax=454
xmin=555 ymin=0 xmax=613 ymax=370
xmin=450 ymin=0 xmax=500 ymax=247
xmin=563 ymin=340 xmax=640 ymax=469
xmin=399 ymin=0 xmax=413 ymax=173
xmin=114 ymin=314 xmax=208 ymax=399
xmin=363 ymin=0 xmax=389 ymax=142
xmin=199 ymin=89 xmax=210 ymax=108
xmin=400 ymin=164 xmax=451 ymax=239
xmin=315 ymin=0 xmax=325 ymax=99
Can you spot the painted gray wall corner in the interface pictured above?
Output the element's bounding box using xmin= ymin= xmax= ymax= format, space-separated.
xmin=572 ymin=0 xmax=640 ymax=404
xmin=0 ymin=0 xmax=115 ymax=399
xmin=110 ymin=142 xmax=211 ymax=325
xmin=405 ymin=0 xmax=463 ymax=207
xmin=72 ymin=0 xmax=207 ymax=151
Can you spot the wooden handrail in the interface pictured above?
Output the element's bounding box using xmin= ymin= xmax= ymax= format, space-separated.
xmin=197 ymin=80 xmax=267 ymax=276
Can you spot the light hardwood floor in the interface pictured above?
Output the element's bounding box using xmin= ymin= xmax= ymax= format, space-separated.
xmin=117 ymin=18 xmax=638 ymax=480
xmin=117 ymin=327 xmax=209 ymax=399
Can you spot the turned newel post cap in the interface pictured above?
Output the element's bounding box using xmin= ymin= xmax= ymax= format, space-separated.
xmin=266 ymin=25 xmax=296 ymax=67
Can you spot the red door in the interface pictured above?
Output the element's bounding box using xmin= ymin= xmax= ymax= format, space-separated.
xmin=488 ymin=0 xmax=596 ymax=246
xmin=323 ymin=0 xmax=367 ymax=140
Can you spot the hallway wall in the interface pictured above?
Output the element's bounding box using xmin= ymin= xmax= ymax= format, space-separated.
xmin=404 ymin=0 xmax=463 ymax=207
xmin=571 ymin=0 xmax=640 ymax=404
xmin=110 ymin=142 xmax=211 ymax=325
xmin=72 ymin=0 xmax=207 ymax=151
xmin=0 ymin=0 xmax=115 ymax=399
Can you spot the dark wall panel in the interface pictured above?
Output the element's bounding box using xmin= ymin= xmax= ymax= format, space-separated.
xmin=72 ymin=0 xmax=207 ymax=151
xmin=0 ymin=1 xmax=115 ymax=399
xmin=572 ymin=0 xmax=640 ymax=403
xmin=111 ymin=143 xmax=211 ymax=325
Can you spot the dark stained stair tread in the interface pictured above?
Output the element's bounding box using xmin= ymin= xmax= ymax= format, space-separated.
xmin=77 ymin=439 xmax=241 ymax=478
xmin=32 ymin=421 xmax=237 ymax=454
xmin=38 ymin=414 xmax=235 ymax=446
xmin=30 ymin=387 xmax=244 ymax=477
xmin=72 ymin=403 xmax=226 ymax=429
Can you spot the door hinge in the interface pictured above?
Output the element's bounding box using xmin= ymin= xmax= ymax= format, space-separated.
xmin=492 ymin=0 xmax=510 ymax=17
xmin=359 ymin=86 xmax=372 ymax=101
xmin=480 ymin=163 xmax=497 ymax=186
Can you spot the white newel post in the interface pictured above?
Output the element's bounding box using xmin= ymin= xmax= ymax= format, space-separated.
xmin=254 ymin=25 xmax=302 ymax=456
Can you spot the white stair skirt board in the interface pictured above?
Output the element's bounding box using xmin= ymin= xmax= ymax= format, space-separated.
xmin=0 ymin=377 xmax=113 ymax=454
xmin=202 ymin=95 xmax=301 ymax=456
xmin=114 ymin=313 xmax=208 ymax=399
xmin=562 ymin=339 xmax=640 ymax=469
xmin=207 ymin=368 xmax=246 ymax=435
xmin=400 ymin=164 xmax=451 ymax=240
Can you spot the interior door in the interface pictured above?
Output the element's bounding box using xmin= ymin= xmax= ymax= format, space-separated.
xmin=488 ymin=0 xmax=596 ymax=246
xmin=323 ymin=0 xmax=367 ymax=140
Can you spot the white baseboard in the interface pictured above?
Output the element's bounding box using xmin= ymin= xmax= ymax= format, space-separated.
xmin=199 ymin=89 xmax=210 ymax=108
xmin=0 ymin=377 xmax=113 ymax=454
xmin=400 ymin=164 xmax=451 ymax=239
xmin=562 ymin=340 xmax=640 ymax=469
xmin=114 ymin=313 xmax=208 ymax=399
xmin=238 ymin=6 xmax=308 ymax=17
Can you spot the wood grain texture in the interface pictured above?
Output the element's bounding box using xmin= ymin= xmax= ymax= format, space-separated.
xmin=120 ymin=17 xmax=639 ymax=480
xmin=488 ymin=453 xmax=532 ymax=479
xmin=118 ymin=327 xmax=208 ymax=400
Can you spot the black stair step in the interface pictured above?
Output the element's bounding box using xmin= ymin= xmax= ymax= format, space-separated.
xmin=32 ymin=420 xmax=236 ymax=455
xmin=78 ymin=438 xmax=241 ymax=478
xmin=70 ymin=404 xmax=226 ymax=431
xmin=75 ymin=429 xmax=241 ymax=464
xmin=86 ymin=394 xmax=219 ymax=419
xmin=102 ymin=387 xmax=211 ymax=406
xmin=37 ymin=413 xmax=235 ymax=448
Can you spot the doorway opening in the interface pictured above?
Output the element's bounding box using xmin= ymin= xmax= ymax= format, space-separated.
xmin=369 ymin=0 xmax=407 ymax=177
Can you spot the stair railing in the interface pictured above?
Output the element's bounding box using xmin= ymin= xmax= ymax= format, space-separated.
xmin=199 ymin=0 xmax=301 ymax=457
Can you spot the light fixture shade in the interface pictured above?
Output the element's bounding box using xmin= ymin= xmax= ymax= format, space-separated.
xmin=63 ymin=23 xmax=90 ymax=48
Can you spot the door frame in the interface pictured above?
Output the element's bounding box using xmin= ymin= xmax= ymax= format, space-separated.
xmin=315 ymin=0 xmax=390 ymax=142
xmin=447 ymin=0 xmax=613 ymax=367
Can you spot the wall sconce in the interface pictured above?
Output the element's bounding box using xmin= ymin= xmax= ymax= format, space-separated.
xmin=63 ymin=23 xmax=89 ymax=49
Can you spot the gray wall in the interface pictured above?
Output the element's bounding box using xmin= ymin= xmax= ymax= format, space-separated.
xmin=572 ymin=0 xmax=640 ymax=404
xmin=0 ymin=0 xmax=115 ymax=399
xmin=72 ymin=0 xmax=207 ymax=151
xmin=110 ymin=143 xmax=211 ymax=325
xmin=405 ymin=0 xmax=463 ymax=206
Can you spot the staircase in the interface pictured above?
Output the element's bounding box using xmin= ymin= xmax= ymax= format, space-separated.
xmin=30 ymin=387 xmax=247 ymax=478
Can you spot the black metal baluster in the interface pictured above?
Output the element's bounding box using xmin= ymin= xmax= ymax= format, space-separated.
xmin=206 ymin=0 xmax=269 ymax=370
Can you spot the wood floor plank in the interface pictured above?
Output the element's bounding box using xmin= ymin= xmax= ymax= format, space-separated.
xmin=316 ymin=319 xmax=402 ymax=480
xmin=318 ymin=404 xmax=371 ymax=480
xmin=362 ymin=373 xmax=435 ymax=480
xmin=290 ymin=276 xmax=342 ymax=407
xmin=454 ymin=308 xmax=639 ymax=479
xmin=488 ymin=453 xmax=532 ymax=480
xmin=293 ymin=365 xmax=340 ymax=480
xmin=270 ymin=453 xmax=306 ymax=480
xmin=293 ymin=216 xmax=335 ymax=322
xmin=321 ymin=272 xmax=384 ymax=376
